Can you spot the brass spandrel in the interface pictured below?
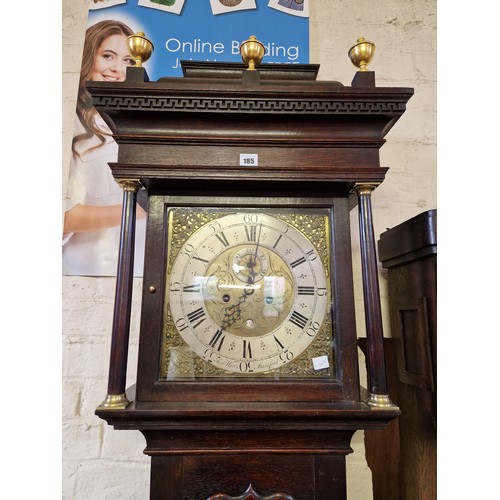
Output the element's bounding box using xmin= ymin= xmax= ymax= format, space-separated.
xmin=166 ymin=209 xmax=232 ymax=275
xmin=274 ymin=212 xmax=331 ymax=279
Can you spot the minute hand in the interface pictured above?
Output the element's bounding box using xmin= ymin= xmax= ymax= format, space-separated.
xmin=249 ymin=223 xmax=263 ymax=282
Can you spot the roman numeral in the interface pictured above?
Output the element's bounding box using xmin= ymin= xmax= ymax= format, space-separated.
xmin=290 ymin=256 xmax=307 ymax=268
xmin=183 ymin=284 xmax=200 ymax=293
xmin=245 ymin=225 xmax=257 ymax=242
xmin=209 ymin=329 xmax=225 ymax=351
xmin=289 ymin=310 xmax=309 ymax=329
xmin=191 ymin=255 xmax=209 ymax=265
xmin=215 ymin=232 xmax=229 ymax=248
xmin=243 ymin=339 xmax=253 ymax=358
xmin=187 ymin=307 xmax=206 ymax=329
xmin=273 ymin=233 xmax=283 ymax=249
xmin=298 ymin=286 xmax=315 ymax=296
xmin=291 ymin=250 xmax=317 ymax=268
xmin=273 ymin=335 xmax=284 ymax=350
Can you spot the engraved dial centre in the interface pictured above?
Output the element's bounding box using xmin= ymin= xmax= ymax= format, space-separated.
xmin=203 ymin=244 xmax=294 ymax=337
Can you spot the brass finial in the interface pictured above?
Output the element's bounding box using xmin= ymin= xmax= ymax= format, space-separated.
xmin=127 ymin=31 xmax=154 ymax=67
xmin=240 ymin=36 xmax=265 ymax=70
xmin=348 ymin=36 xmax=375 ymax=71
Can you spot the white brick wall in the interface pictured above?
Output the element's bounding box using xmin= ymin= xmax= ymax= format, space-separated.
xmin=62 ymin=1 xmax=436 ymax=498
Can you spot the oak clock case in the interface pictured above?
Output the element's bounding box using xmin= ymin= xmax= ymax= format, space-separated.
xmin=88 ymin=39 xmax=414 ymax=499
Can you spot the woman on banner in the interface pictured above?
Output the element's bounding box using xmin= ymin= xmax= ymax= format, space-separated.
xmin=63 ymin=20 xmax=146 ymax=276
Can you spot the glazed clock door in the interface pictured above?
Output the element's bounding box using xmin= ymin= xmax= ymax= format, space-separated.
xmin=135 ymin=194 xmax=357 ymax=404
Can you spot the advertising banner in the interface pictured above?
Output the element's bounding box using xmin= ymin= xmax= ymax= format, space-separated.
xmin=62 ymin=0 xmax=310 ymax=277
xmin=88 ymin=0 xmax=310 ymax=79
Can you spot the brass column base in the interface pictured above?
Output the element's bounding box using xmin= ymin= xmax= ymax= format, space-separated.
xmin=96 ymin=393 xmax=131 ymax=411
xmin=365 ymin=393 xmax=399 ymax=410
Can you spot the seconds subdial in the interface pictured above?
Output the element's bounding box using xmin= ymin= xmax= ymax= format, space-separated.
xmin=232 ymin=247 xmax=268 ymax=283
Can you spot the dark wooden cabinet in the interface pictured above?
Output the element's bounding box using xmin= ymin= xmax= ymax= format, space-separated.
xmin=90 ymin=62 xmax=413 ymax=499
xmin=376 ymin=209 xmax=437 ymax=500
xmin=359 ymin=337 xmax=400 ymax=500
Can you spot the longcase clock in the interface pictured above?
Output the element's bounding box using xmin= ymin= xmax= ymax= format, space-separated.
xmin=89 ymin=37 xmax=413 ymax=499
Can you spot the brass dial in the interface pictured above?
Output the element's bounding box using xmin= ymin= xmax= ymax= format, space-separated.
xmin=164 ymin=210 xmax=332 ymax=376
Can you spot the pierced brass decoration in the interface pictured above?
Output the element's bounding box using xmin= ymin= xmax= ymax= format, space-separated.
xmin=348 ymin=36 xmax=375 ymax=71
xmin=127 ymin=31 xmax=154 ymax=67
xmin=240 ymin=36 xmax=265 ymax=70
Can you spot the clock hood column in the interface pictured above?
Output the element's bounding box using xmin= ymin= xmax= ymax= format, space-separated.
xmin=353 ymin=183 xmax=397 ymax=408
xmin=97 ymin=179 xmax=142 ymax=411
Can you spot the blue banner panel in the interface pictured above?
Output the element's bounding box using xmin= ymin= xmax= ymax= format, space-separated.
xmin=63 ymin=0 xmax=309 ymax=276
xmin=88 ymin=0 xmax=310 ymax=80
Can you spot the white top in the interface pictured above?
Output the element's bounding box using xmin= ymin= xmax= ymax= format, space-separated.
xmin=62 ymin=114 xmax=146 ymax=276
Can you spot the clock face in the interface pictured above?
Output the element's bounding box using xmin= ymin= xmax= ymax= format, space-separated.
xmin=161 ymin=208 xmax=334 ymax=379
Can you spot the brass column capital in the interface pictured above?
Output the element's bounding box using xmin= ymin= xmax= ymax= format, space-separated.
xmin=352 ymin=182 xmax=380 ymax=196
xmin=117 ymin=179 xmax=143 ymax=192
